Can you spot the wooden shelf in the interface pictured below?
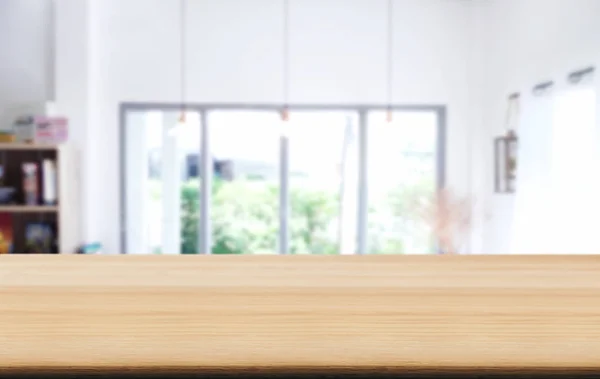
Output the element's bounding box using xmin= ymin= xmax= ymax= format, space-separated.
xmin=0 ymin=143 xmax=59 ymax=151
xmin=0 ymin=205 xmax=58 ymax=213
xmin=0 ymin=143 xmax=78 ymax=253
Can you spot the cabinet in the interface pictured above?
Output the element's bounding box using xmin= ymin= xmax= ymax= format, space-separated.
xmin=0 ymin=143 xmax=80 ymax=253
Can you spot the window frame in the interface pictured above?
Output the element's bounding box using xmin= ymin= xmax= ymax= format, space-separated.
xmin=119 ymin=103 xmax=447 ymax=255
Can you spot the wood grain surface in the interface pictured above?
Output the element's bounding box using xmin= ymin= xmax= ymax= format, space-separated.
xmin=1 ymin=255 xmax=600 ymax=373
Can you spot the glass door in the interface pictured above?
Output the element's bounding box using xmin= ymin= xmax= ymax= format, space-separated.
xmin=207 ymin=110 xmax=281 ymax=254
xmin=287 ymin=111 xmax=359 ymax=254
xmin=122 ymin=106 xmax=444 ymax=255
xmin=123 ymin=109 xmax=201 ymax=254
xmin=367 ymin=110 xmax=439 ymax=254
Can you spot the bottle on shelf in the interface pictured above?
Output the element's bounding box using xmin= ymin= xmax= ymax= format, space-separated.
xmin=22 ymin=162 xmax=39 ymax=206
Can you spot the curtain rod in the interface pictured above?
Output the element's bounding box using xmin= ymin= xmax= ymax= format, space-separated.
xmin=532 ymin=81 xmax=554 ymax=95
xmin=568 ymin=66 xmax=595 ymax=83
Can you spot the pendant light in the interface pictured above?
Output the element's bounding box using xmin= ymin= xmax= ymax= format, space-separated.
xmin=281 ymin=0 xmax=290 ymax=122
xmin=170 ymin=0 xmax=187 ymax=137
xmin=386 ymin=0 xmax=394 ymax=123
xmin=494 ymin=93 xmax=519 ymax=194
xmin=178 ymin=0 xmax=188 ymax=122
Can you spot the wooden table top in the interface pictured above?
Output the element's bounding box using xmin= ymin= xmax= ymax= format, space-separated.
xmin=1 ymin=255 xmax=599 ymax=375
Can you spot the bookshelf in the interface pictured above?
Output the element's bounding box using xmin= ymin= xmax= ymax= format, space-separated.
xmin=0 ymin=143 xmax=80 ymax=254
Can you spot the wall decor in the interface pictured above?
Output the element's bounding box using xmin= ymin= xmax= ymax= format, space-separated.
xmin=494 ymin=93 xmax=519 ymax=193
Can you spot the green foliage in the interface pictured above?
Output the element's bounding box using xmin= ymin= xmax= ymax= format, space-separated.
xmin=289 ymin=186 xmax=339 ymax=255
xmin=180 ymin=180 xmax=200 ymax=254
xmin=180 ymin=178 xmax=341 ymax=254
xmin=178 ymin=176 xmax=434 ymax=255
xmin=211 ymin=178 xmax=278 ymax=254
xmin=368 ymin=176 xmax=436 ymax=254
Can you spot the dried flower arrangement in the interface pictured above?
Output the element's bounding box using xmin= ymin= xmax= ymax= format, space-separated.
xmin=412 ymin=189 xmax=473 ymax=255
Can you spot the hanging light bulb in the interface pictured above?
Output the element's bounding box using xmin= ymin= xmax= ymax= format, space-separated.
xmin=281 ymin=106 xmax=289 ymax=122
xmin=170 ymin=0 xmax=187 ymax=138
xmin=280 ymin=106 xmax=291 ymax=141
xmin=168 ymin=110 xmax=187 ymax=137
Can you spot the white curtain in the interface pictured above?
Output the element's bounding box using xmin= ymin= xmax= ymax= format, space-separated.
xmin=510 ymin=93 xmax=555 ymax=254
xmin=511 ymin=76 xmax=600 ymax=254
xmin=548 ymin=83 xmax=600 ymax=253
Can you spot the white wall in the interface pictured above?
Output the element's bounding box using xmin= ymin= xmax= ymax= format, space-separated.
xmin=0 ymin=0 xmax=54 ymax=124
xmin=82 ymin=0 xmax=475 ymax=253
xmin=3 ymin=0 xmax=477 ymax=253
xmin=478 ymin=0 xmax=600 ymax=254
xmin=53 ymin=0 xmax=96 ymax=243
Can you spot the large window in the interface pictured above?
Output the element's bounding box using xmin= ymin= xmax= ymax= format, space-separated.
xmin=123 ymin=109 xmax=201 ymax=255
xmin=367 ymin=111 xmax=438 ymax=254
xmin=122 ymin=106 xmax=444 ymax=255
xmin=208 ymin=110 xmax=281 ymax=254
xmin=288 ymin=111 xmax=359 ymax=255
